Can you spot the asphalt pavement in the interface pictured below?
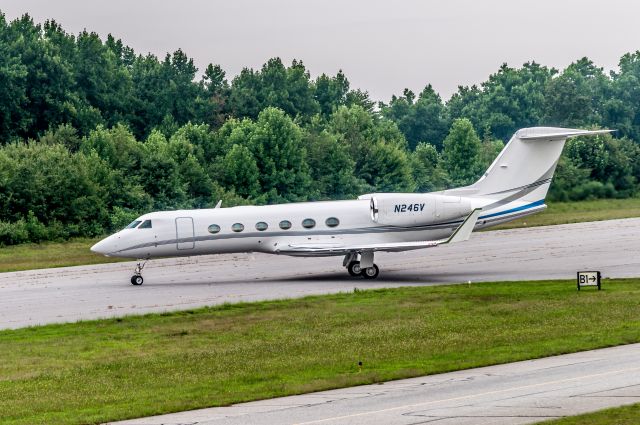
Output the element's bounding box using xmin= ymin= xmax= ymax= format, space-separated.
xmin=1 ymin=218 xmax=639 ymax=329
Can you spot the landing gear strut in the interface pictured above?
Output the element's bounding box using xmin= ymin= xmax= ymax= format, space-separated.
xmin=130 ymin=260 xmax=147 ymax=285
xmin=344 ymin=252 xmax=380 ymax=279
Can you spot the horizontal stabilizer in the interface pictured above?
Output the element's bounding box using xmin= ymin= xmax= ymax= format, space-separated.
xmin=518 ymin=128 xmax=614 ymax=141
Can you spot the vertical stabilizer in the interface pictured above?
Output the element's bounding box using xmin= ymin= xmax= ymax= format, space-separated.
xmin=466 ymin=127 xmax=612 ymax=202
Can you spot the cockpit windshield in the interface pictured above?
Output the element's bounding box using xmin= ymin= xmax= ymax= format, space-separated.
xmin=125 ymin=220 xmax=142 ymax=229
xmin=139 ymin=220 xmax=152 ymax=229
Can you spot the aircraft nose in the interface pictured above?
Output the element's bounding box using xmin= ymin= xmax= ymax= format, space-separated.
xmin=91 ymin=236 xmax=117 ymax=256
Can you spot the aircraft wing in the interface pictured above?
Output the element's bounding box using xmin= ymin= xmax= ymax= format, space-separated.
xmin=279 ymin=209 xmax=481 ymax=255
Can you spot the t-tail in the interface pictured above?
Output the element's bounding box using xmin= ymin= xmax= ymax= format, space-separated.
xmin=448 ymin=127 xmax=613 ymax=223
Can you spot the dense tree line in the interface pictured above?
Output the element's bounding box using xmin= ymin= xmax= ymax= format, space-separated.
xmin=0 ymin=12 xmax=639 ymax=245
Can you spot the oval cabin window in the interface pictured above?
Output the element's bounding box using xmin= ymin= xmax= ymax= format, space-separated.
xmin=231 ymin=223 xmax=244 ymax=232
xmin=325 ymin=217 xmax=339 ymax=227
xmin=255 ymin=221 xmax=268 ymax=231
xmin=207 ymin=224 xmax=221 ymax=234
xmin=302 ymin=218 xmax=316 ymax=229
xmin=279 ymin=220 xmax=292 ymax=230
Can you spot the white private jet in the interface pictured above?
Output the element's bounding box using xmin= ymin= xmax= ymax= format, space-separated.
xmin=91 ymin=127 xmax=611 ymax=285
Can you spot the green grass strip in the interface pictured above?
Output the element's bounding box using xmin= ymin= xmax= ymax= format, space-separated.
xmin=0 ymin=237 xmax=123 ymax=273
xmin=540 ymin=403 xmax=640 ymax=424
xmin=492 ymin=197 xmax=640 ymax=230
xmin=1 ymin=279 xmax=640 ymax=424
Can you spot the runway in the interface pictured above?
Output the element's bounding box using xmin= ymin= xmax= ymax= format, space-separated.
xmin=111 ymin=343 xmax=640 ymax=425
xmin=1 ymin=218 xmax=639 ymax=329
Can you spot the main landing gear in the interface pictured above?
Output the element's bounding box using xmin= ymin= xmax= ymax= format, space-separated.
xmin=130 ymin=259 xmax=147 ymax=285
xmin=344 ymin=252 xmax=380 ymax=279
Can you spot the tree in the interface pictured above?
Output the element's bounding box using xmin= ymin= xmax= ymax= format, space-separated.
xmin=478 ymin=138 xmax=504 ymax=172
xmin=564 ymin=132 xmax=638 ymax=198
xmin=81 ymin=124 xmax=144 ymax=173
xmin=74 ymin=30 xmax=134 ymax=131
xmin=328 ymin=104 xmax=375 ymax=159
xmin=139 ymin=130 xmax=188 ymax=209
xmin=304 ymin=122 xmax=362 ymax=199
xmin=381 ymin=85 xmax=450 ymax=150
xmin=229 ymin=58 xmax=319 ymax=120
xmin=168 ymin=131 xmax=214 ymax=206
xmin=448 ymin=62 xmax=555 ymax=141
xmin=442 ymin=118 xmax=483 ymax=186
xmin=0 ymin=143 xmax=116 ymax=235
xmin=358 ymin=141 xmax=415 ymax=192
xmin=248 ymin=107 xmax=312 ymax=202
xmin=220 ymin=144 xmax=261 ymax=199
xmin=543 ymin=58 xmax=608 ymax=127
xmin=606 ymin=51 xmax=640 ymax=141
xmin=40 ymin=123 xmax=81 ymax=152
xmin=411 ymin=142 xmax=449 ymax=192
xmin=0 ymin=13 xmax=28 ymax=142
xmin=197 ymin=63 xmax=230 ymax=128
xmin=314 ymin=70 xmax=349 ymax=117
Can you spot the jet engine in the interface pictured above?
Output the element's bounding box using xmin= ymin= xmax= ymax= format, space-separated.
xmin=366 ymin=194 xmax=472 ymax=226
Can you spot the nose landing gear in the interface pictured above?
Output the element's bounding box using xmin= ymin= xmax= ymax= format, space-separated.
xmin=130 ymin=260 xmax=147 ymax=285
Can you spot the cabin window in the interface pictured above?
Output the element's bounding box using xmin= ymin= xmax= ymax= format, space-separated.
xmin=302 ymin=218 xmax=316 ymax=229
xmin=207 ymin=224 xmax=221 ymax=234
xmin=231 ymin=223 xmax=244 ymax=232
xmin=138 ymin=220 xmax=152 ymax=229
xmin=255 ymin=221 xmax=268 ymax=231
xmin=126 ymin=220 xmax=141 ymax=229
xmin=279 ymin=220 xmax=292 ymax=230
xmin=325 ymin=217 xmax=340 ymax=228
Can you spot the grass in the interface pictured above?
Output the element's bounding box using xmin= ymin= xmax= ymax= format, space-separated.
xmin=0 ymin=198 xmax=639 ymax=274
xmin=540 ymin=403 xmax=640 ymax=424
xmin=0 ymin=237 xmax=125 ymax=273
xmin=1 ymin=279 xmax=640 ymax=424
xmin=491 ymin=197 xmax=640 ymax=230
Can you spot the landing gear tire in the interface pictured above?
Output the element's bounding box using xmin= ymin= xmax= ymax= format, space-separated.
xmin=362 ymin=264 xmax=379 ymax=279
xmin=347 ymin=261 xmax=362 ymax=277
xmin=130 ymin=259 xmax=147 ymax=285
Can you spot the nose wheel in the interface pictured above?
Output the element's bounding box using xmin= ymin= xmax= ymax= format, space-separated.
xmin=130 ymin=260 xmax=147 ymax=285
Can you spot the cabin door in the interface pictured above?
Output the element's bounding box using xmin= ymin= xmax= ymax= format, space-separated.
xmin=175 ymin=217 xmax=195 ymax=250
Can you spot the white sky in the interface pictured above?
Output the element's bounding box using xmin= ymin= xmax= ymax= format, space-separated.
xmin=2 ymin=0 xmax=639 ymax=101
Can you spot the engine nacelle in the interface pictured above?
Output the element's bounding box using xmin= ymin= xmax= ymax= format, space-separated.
xmin=367 ymin=194 xmax=472 ymax=226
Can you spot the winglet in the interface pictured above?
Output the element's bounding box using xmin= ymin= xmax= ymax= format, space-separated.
xmin=214 ymin=200 xmax=222 ymax=209
xmin=445 ymin=208 xmax=481 ymax=244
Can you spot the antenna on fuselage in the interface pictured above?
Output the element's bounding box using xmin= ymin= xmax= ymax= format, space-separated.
xmin=215 ymin=200 xmax=222 ymax=209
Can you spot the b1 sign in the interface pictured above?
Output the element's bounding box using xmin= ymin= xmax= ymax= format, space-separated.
xmin=577 ymin=271 xmax=601 ymax=290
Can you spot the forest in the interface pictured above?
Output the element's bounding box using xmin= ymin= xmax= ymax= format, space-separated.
xmin=1 ymin=12 xmax=639 ymax=245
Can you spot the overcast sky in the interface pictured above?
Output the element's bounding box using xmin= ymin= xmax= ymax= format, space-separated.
xmin=2 ymin=0 xmax=639 ymax=101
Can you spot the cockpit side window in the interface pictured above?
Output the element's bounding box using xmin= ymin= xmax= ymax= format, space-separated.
xmin=138 ymin=220 xmax=152 ymax=229
xmin=126 ymin=220 xmax=142 ymax=229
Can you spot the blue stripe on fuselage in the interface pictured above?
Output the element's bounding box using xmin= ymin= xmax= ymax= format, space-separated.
xmin=480 ymin=199 xmax=545 ymax=219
